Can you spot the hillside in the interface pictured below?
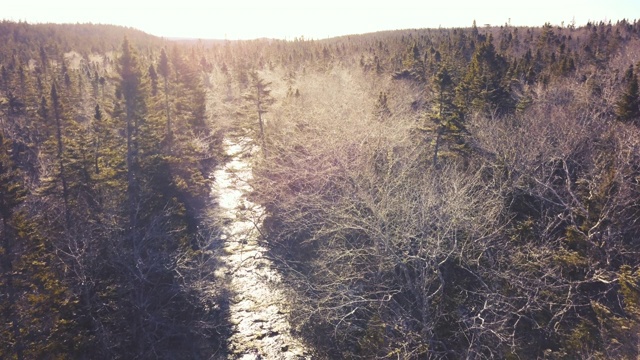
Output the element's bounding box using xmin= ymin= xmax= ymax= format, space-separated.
xmin=1 ymin=20 xmax=640 ymax=359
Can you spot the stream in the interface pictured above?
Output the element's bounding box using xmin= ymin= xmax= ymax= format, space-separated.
xmin=212 ymin=136 xmax=310 ymax=360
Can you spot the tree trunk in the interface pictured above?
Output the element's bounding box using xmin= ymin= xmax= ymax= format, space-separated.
xmin=164 ymin=77 xmax=172 ymax=154
xmin=258 ymin=112 xmax=267 ymax=158
xmin=256 ymin=86 xmax=267 ymax=158
xmin=53 ymin=104 xmax=71 ymax=228
xmin=433 ymin=125 xmax=442 ymax=168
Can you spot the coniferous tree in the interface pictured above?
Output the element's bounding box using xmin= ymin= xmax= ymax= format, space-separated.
xmin=0 ymin=131 xmax=74 ymax=359
xmin=616 ymin=65 xmax=640 ymax=122
xmin=148 ymin=63 xmax=158 ymax=97
xmin=39 ymin=45 xmax=49 ymax=81
xmin=92 ymin=104 xmax=103 ymax=174
xmin=119 ymin=37 xmax=145 ymax=227
xmin=34 ymin=95 xmax=50 ymax=150
xmin=158 ymin=48 xmax=172 ymax=153
xmin=457 ymin=34 xmax=511 ymax=115
xmin=244 ymin=71 xmax=275 ymax=157
xmin=426 ymin=64 xmax=467 ymax=166
xmin=375 ymin=91 xmax=391 ymax=120
xmin=49 ymin=82 xmax=71 ymax=227
xmin=0 ymin=131 xmax=26 ymax=360
xmin=118 ymin=39 xmax=153 ymax=354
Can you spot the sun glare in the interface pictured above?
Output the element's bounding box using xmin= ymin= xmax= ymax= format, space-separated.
xmin=5 ymin=0 xmax=640 ymax=39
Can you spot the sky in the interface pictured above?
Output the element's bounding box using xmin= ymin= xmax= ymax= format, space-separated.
xmin=4 ymin=0 xmax=640 ymax=40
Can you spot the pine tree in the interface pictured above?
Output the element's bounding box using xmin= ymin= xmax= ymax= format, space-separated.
xmin=244 ymin=71 xmax=275 ymax=158
xmin=119 ymin=37 xmax=145 ymax=228
xmin=457 ymin=34 xmax=511 ymax=115
xmin=616 ymin=65 xmax=640 ymax=122
xmin=158 ymin=48 xmax=172 ymax=153
xmin=91 ymin=104 xmax=106 ymax=175
xmin=50 ymin=82 xmax=71 ymax=228
xmin=0 ymin=131 xmax=75 ymax=359
xmin=148 ymin=64 xmax=158 ymax=97
xmin=39 ymin=45 xmax=49 ymax=81
xmin=0 ymin=131 xmax=26 ymax=359
xmin=430 ymin=64 xmax=466 ymax=166
xmin=375 ymin=91 xmax=391 ymax=120
xmin=394 ymin=42 xmax=427 ymax=82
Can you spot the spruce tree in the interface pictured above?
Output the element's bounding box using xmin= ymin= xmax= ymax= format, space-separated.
xmin=430 ymin=64 xmax=466 ymax=166
xmin=457 ymin=34 xmax=511 ymax=115
xmin=616 ymin=65 xmax=640 ymax=122
xmin=0 ymin=131 xmax=26 ymax=359
xmin=375 ymin=91 xmax=391 ymax=120
xmin=158 ymin=48 xmax=172 ymax=153
xmin=92 ymin=104 xmax=103 ymax=174
xmin=244 ymin=71 xmax=275 ymax=158
xmin=0 ymin=131 xmax=74 ymax=359
xmin=118 ymin=37 xmax=145 ymax=229
xmin=148 ymin=64 xmax=158 ymax=97
xmin=49 ymin=82 xmax=71 ymax=228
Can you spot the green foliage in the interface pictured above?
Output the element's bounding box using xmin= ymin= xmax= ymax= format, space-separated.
xmin=374 ymin=91 xmax=391 ymax=120
xmin=457 ymin=35 xmax=512 ymax=115
xmin=1 ymin=131 xmax=78 ymax=359
xmin=619 ymin=266 xmax=640 ymax=317
xmin=1 ymin=23 xmax=223 ymax=358
xmin=158 ymin=48 xmax=170 ymax=79
xmin=0 ymin=132 xmax=26 ymax=216
xmin=428 ymin=64 xmax=468 ymax=166
xmin=148 ymin=64 xmax=158 ymax=96
xmin=243 ymin=71 xmax=275 ymax=156
xmin=616 ymin=66 xmax=640 ymax=122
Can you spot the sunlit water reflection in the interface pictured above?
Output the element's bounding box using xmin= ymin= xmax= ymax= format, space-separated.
xmin=212 ymin=137 xmax=310 ymax=360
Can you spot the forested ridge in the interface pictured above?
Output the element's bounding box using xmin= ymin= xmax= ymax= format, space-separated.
xmin=2 ymin=19 xmax=640 ymax=359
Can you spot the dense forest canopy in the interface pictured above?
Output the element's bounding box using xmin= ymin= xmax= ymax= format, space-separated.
xmin=1 ymin=18 xmax=640 ymax=358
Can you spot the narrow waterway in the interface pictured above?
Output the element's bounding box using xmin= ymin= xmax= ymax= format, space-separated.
xmin=212 ymin=136 xmax=310 ymax=360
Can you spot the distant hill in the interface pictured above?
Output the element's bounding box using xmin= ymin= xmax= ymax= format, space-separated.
xmin=0 ymin=21 xmax=165 ymax=60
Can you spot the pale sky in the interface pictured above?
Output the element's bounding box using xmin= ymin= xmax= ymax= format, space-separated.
xmin=4 ymin=0 xmax=640 ymax=40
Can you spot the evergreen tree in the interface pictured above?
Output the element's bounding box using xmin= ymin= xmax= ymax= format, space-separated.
xmin=0 ymin=131 xmax=26 ymax=359
xmin=91 ymin=104 xmax=106 ymax=175
xmin=244 ymin=71 xmax=275 ymax=157
xmin=394 ymin=42 xmax=427 ymax=82
xmin=430 ymin=64 xmax=466 ymax=166
xmin=39 ymin=45 xmax=49 ymax=81
xmin=148 ymin=64 xmax=158 ymax=97
xmin=0 ymin=131 xmax=75 ymax=359
xmin=49 ymin=82 xmax=71 ymax=228
xmin=375 ymin=91 xmax=391 ymax=120
xmin=616 ymin=65 xmax=640 ymax=122
xmin=457 ymin=34 xmax=511 ymax=115
xmin=158 ymin=48 xmax=172 ymax=153
xmin=119 ymin=37 xmax=145 ymax=228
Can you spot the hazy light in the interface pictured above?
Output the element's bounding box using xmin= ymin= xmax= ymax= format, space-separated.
xmin=4 ymin=0 xmax=639 ymax=40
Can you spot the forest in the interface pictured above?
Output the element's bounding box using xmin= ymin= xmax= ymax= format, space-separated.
xmin=1 ymin=18 xmax=640 ymax=359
